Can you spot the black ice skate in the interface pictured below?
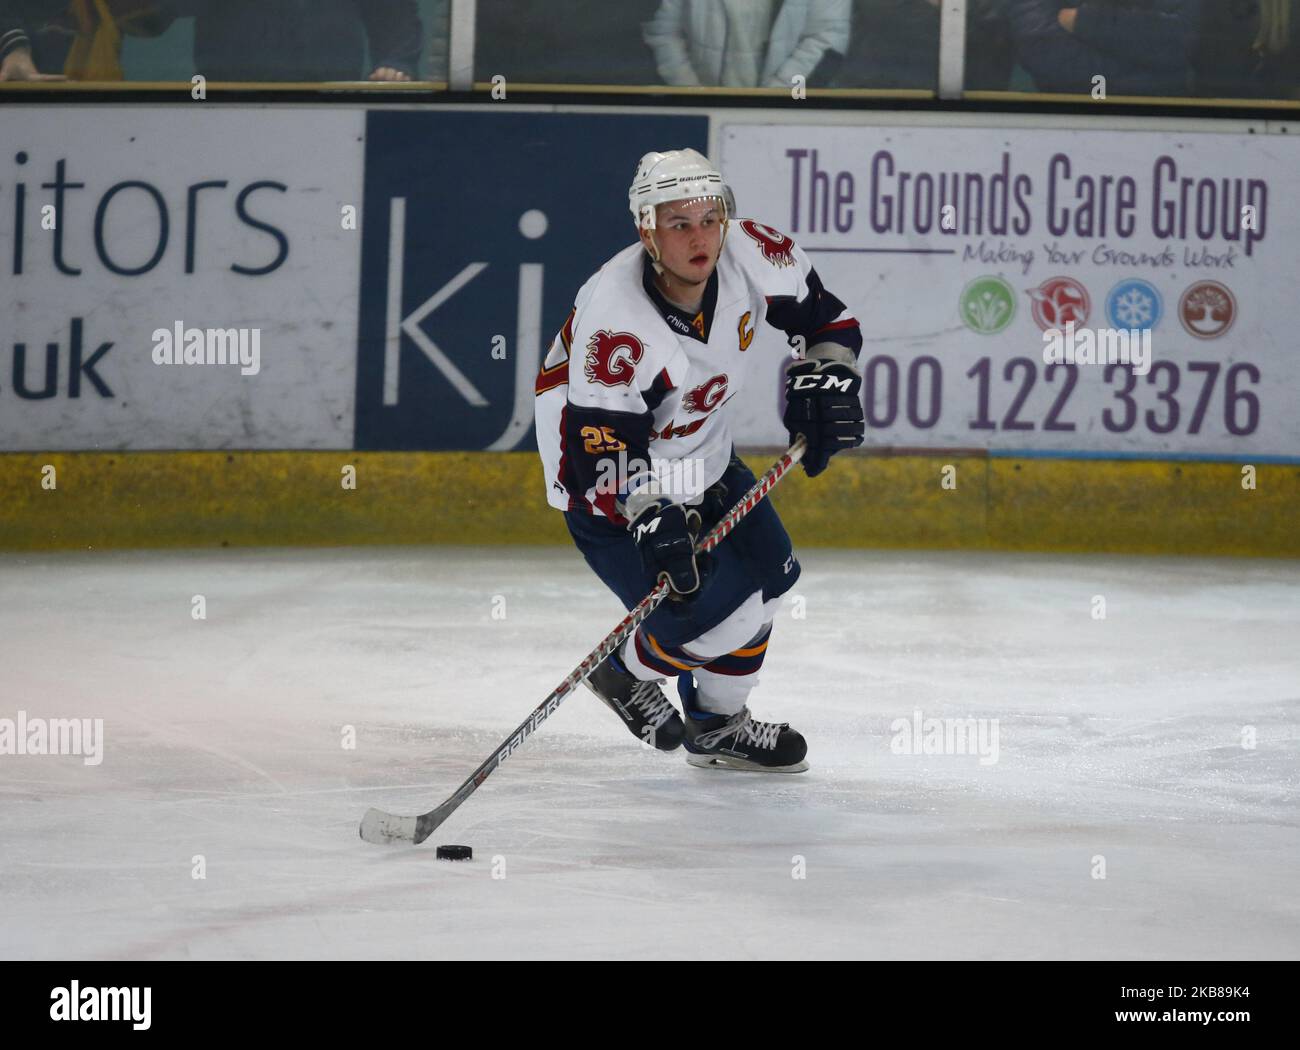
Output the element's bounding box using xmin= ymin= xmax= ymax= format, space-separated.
xmin=683 ymin=707 xmax=809 ymax=773
xmin=583 ymin=649 xmax=685 ymax=751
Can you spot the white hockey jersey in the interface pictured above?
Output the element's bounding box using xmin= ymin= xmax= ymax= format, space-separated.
xmin=534 ymin=218 xmax=861 ymax=524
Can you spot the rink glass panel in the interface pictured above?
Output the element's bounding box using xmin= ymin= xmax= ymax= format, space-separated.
xmin=965 ymin=0 xmax=1300 ymax=104
xmin=1 ymin=1 xmax=1296 ymax=104
xmin=8 ymin=0 xmax=452 ymax=86
xmin=471 ymin=0 xmax=935 ymax=92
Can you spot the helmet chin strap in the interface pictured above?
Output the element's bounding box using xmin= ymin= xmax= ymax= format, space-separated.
xmin=645 ymin=229 xmax=666 ymax=275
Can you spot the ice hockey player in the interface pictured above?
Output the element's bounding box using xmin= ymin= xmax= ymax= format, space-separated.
xmin=534 ymin=148 xmax=864 ymax=773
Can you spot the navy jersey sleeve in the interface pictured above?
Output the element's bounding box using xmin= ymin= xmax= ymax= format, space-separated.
xmin=733 ymin=218 xmax=862 ymax=362
xmin=553 ymin=308 xmax=687 ymax=523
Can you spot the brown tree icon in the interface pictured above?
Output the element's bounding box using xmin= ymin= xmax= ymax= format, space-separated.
xmin=1179 ymin=282 xmax=1237 ymax=339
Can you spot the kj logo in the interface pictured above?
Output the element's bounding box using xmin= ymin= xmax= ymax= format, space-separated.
xmin=355 ymin=110 xmax=707 ymax=451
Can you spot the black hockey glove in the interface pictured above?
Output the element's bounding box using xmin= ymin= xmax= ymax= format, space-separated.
xmin=629 ymin=498 xmax=703 ymax=596
xmin=783 ymin=358 xmax=865 ymax=478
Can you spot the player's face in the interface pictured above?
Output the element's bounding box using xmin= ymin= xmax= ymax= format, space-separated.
xmin=643 ymin=198 xmax=723 ymax=287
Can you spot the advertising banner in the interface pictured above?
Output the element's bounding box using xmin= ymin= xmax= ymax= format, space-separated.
xmin=9 ymin=110 xmax=1293 ymax=465
xmin=720 ymin=123 xmax=1300 ymax=461
xmin=0 ymin=107 xmax=364 ymax=450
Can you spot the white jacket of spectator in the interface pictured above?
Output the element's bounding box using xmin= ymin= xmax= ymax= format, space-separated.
xmin=643 ymin=0 xmax=850 ymax=88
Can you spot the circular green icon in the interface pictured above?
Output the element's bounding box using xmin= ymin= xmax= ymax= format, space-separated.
xmin=960 ymin=276 xmax=1017 ymax=335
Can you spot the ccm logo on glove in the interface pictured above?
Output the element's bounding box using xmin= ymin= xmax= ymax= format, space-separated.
xmin=790 ymin=371 xmax=857 ymax=393
xmin=783 ymin=359 xmax=866 ymax=478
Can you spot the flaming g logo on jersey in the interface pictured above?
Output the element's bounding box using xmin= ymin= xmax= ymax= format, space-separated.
xmin=740 ymin=220 xmax=795 ymax=268
xmin=583 ymin=330 xmax=645 ymax=387
xmin=683 ymin=373 xmax=729 ymax=414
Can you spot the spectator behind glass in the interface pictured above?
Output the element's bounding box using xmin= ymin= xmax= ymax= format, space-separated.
xmin=1006 ymin=0 xmax=1202 ymax=96
xmin=1 ymin=0 xmax=66 ymax=78
xmin=835 ymin=0 xmax=1013 ymax=90
xmin=1194 ymin=0 xmax=1298 ymax=99
xmin=837 ymin=0 xmax=936 ymax=87
xmin=2 ymin=0 xmax=173 ymax=80
xmin=967 ymin=0 xmax=1015 ymax=88
xmin=155 ymin=0 xmax=422 ymax=81
xmin=643 ymin=0 xmax=850 ymax=88
xmin=475 ymin=0 xmax=660 ymax=85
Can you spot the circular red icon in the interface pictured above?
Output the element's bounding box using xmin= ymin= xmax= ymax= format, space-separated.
xmin=1179 ymin=281 xmax=1236 ymax=339
xmin=1028 ymin=277 xmax=1090 ymax=331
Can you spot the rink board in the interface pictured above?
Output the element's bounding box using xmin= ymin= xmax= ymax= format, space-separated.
xmin=3 ymin=107 xmax=1297 ymax=557
xmin=1 ymin=450 xmax=1295 ymax=557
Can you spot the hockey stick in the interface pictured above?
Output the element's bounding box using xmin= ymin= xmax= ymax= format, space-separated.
xmin=359 ymin=436 xmax=807 ymax=846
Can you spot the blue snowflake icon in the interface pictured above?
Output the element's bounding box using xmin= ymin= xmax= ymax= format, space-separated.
xmin=1105 ymin=279 xmax=1162 ymax=331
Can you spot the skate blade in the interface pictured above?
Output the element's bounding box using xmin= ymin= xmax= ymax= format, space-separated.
xmin=685 ymin=752 xmax=809 ymax=774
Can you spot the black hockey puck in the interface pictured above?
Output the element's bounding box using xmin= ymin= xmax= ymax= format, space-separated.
xmin=435 ymin=844 xmax=472 ymax=861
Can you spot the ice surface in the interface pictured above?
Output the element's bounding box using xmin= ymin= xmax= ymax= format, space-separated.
xmin=1 ymin=546 xmax=1297 ymax=960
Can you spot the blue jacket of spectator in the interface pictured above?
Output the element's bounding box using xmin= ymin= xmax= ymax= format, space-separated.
xmin=158 ymin=0 xmax=422 ymax=81
xmin=1007 ymin=0 xmax=1202 ymax=96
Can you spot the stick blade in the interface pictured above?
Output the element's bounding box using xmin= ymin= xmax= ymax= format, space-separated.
xmin=359 ymin=807 xmax=419 ymax=845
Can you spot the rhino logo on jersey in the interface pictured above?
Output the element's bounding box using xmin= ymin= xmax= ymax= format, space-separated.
xmin=584 ymin=330 xmax=645 ymax=388
xmin=740 ymin=220 xmax=795 ymax=268
xmin=683 ymin=373 xmax=728 ymax=414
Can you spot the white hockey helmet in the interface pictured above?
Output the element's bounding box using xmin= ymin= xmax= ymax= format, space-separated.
xmin=628 ymin=148 xmax=736 ymax=230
